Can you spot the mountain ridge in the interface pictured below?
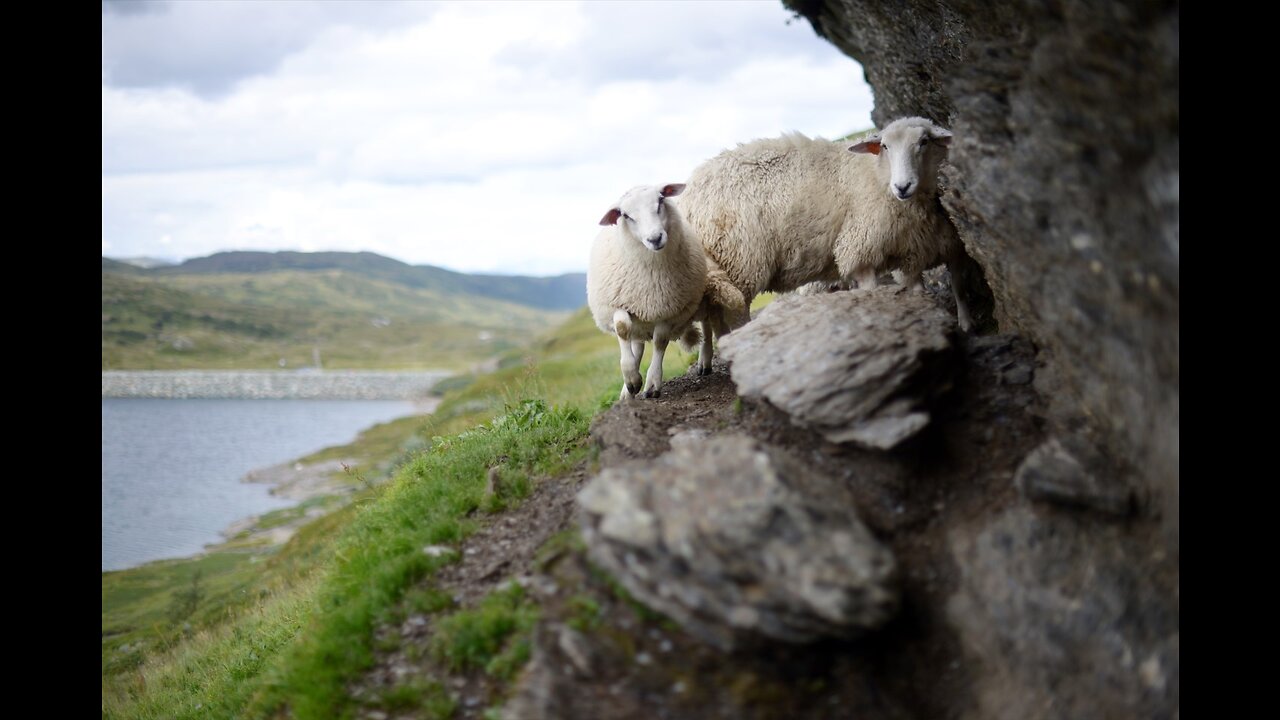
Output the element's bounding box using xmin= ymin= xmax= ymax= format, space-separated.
xmin=104 ymin=250 xmax=586 ymax=311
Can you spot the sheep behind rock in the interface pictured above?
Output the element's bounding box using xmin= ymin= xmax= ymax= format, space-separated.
xmin=587 ymin=183 xmax=706 ymax=400
xmin=841 ymin=116 xmax=973 ymax=330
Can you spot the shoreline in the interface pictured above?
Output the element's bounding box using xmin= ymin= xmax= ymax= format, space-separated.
xmin=101 ymin=369 xmax=451 ymax=400
xmin=217 ymin=395 xmax=444 ymax=551
xmin=102 ymin=395 xmax=442 ymax=574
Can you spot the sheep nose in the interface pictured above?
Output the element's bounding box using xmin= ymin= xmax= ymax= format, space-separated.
xmin=895 ymin=182 xmax=914 ymax=197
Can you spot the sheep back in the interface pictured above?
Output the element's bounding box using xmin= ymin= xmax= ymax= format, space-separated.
xmin=676 ymin=133 xmax=855 ymax=302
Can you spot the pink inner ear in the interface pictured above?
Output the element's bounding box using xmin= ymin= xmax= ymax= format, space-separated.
xmin=849 ymin=141 xmax=881 ymax=155
xmin=661 ymin=183 xmax=686 ymax=197
xmin=600 ymin=208 xmax=621 ymax=226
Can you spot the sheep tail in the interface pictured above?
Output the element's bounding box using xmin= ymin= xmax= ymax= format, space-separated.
xmin=705 ymin=269 xmax=749 ymax=331
xmin=676 ymin=323 xmax=702 ymax=354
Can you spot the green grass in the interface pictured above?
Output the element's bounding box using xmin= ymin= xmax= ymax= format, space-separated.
xmin=103 ymin=306 xmax=694 ymax=719
xmin=429 ymin=583 xmax=539 ymax=676
xmin=250 ymin=398 xmax=589 ymax=718
xmin=370 ymin=679 xmax=456 ymax=718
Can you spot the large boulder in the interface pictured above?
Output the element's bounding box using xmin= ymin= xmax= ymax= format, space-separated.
xmin=718 ymin=289 xmax=957 ymax=450
xmin=578 ymin=434 xmax=898 ymax=650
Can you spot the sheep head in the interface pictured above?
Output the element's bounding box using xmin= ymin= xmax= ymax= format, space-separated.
xmin=599 ymin=183 xmax=686 ymax=252
xmin=849 ymin=117 xmax=952 ymax=201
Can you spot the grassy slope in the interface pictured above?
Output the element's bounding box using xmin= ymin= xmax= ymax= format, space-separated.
xmin=103 ymin=307 xmax=696 ymax=719
xmin=102 ymin=270 xmax=568 ymax=371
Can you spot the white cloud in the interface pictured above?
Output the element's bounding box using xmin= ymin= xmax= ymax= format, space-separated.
xmin=101 ymin=0 xmax=875 ymax=275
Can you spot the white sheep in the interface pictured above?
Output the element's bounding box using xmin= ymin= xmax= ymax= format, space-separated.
xmin=675 ymin=116 xmax=974 ymax=332
xmin=587 ymin=183 xmax=708 ymax=400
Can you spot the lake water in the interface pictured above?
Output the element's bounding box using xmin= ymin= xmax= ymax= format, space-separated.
xmin=101 ymin=398 xmax=419 ymax=572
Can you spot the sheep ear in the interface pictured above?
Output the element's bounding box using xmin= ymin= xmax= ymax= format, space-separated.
xmin=600 ymin=208 xmax=621 ymax=226
xmin=660 ymin=183 xmax=686 ymax=198
xmin=929 ymin=127 xmax=953 ymax=146
xmin=849 ymin=137 xmax=881 ymax=155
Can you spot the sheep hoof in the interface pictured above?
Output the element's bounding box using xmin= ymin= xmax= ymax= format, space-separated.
xmin=640 ymin=388 xmax=662 ymax=399
xmin=625 ymin=380 xmax=642 ymax=396
xmin=696 ymin=365 xmax=712 ymax=377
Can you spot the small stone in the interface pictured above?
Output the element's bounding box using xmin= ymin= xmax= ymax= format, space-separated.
xmin=557 ymin=626 xmax=597 ymax=678
xmin=1002 ymin=365 xmax=1033 ymax=385
xmin=1139 ymin=656 xmax=1166 ymax=691
xmin=1014 ymin=438 xmax=1134 ymax=516
xmin=422 ymin=545 xmax=455 ymax=558
xmin=659 ymin=639 xmax=673 ymax=653
xmin=635 ymin=652 xmax=653 ymax=666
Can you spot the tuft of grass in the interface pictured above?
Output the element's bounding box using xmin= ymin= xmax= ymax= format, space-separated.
xmin=369 ymin=678 xmax=455 ymax=718
xmin=567 ymin=594 xmax=603 ymax=633
xmin=429 ymin=583 xmax=539 ymax=675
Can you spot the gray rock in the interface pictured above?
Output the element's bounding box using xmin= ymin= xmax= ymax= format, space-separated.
xmin=578 ymin=434 xmax=898 ymax=650
xmin=946 ymin=507 xmax=1178 ymax=720
xmin=1015 ymin=438 xmax=1135 ymax=516
xmin=556 ymin=625 xmax=598 ymax=679
xmin=718 ymin=289 xmax=956 ymax=449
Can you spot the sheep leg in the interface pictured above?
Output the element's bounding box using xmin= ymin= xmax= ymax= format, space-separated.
xmin=949 ymin=262 xmax=974 ymax=333
xmin=631 ymin=340 xmax=646 ymax=368
xmin=694 ymin=319 xmax=714 ymax=376
xmin=613 ymin=310 xmax=643 ymax=399
xmin=854 ymin=266 xmax=878 ymax=289
xmin=639 ymin=326 xmax=670 ymax=398
xmin=895 ymin=269 xmax=924 ymax=296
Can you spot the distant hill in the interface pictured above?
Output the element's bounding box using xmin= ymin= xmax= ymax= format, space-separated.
xmin=117 ymin=256 xmax=178 ymax=269
xmin=101 ymin=259 xmax=570 ymax=371
xmin=102 ymin=257 xmax=148 ymax=275
xmin=124 ymin=251 xmax=587 ymax=311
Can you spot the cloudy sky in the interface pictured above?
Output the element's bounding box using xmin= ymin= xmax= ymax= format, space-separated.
xmin=102 ymin=0 xmax=874 ymax=276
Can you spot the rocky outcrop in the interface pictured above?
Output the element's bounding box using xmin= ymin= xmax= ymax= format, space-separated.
xmin=718 ymin=288 xmax=957 ymax=449
xmin=785 ymin=0 xmax=1179 ymax=557
xmin=578 ymin=434 xmax=898 ymax=650
xmin=947 ymin=506 xmax=1179 ymax=720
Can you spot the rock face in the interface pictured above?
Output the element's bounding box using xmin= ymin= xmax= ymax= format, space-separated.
xmin=718 ymin=289 xmax=957 ymax=449
xmin=578 ymin=434 xmax=898 ymax=650
xmin=785 ymin=0 xmax=1179 ymax=555
xmin=947 ymin=507 xmax=1179 ymax=720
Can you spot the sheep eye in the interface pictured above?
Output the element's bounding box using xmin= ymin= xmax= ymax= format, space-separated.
xmin=622 ymin=213 xmax=632 ymax=222
xmin=919 ymin=138 xmax=928 ymax=147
